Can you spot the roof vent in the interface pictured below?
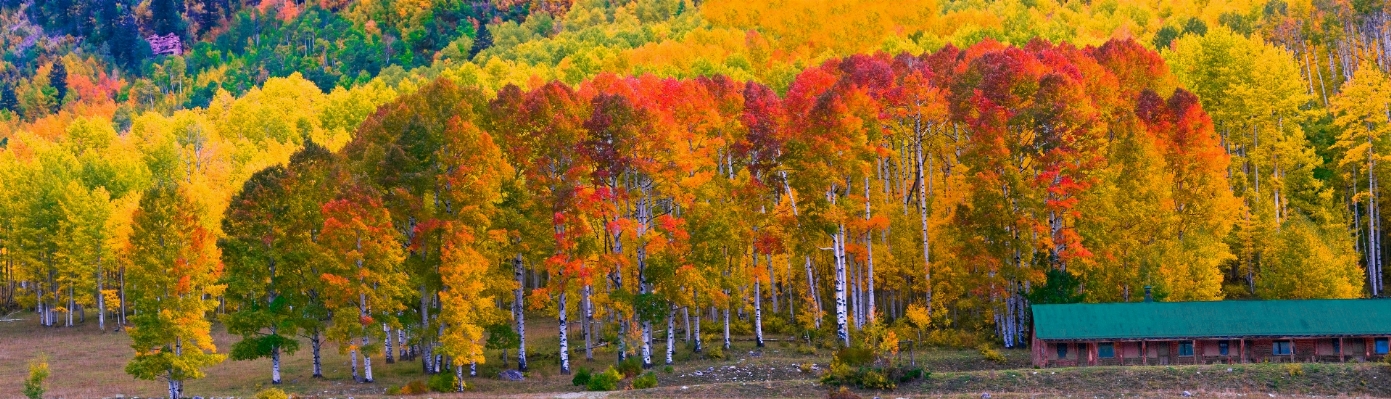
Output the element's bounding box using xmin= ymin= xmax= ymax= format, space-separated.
xmin=1144 ymin=286 xmax=1153 ymax=302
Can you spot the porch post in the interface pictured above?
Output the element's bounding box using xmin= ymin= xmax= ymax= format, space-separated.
xmin=1340 ymin=337 xmax=1345 ymax=363
xmin=1142 ymin=340 xmax=1147 ymax=365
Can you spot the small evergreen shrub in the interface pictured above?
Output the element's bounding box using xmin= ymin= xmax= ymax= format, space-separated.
xmin=571 ymin=367 xmax=593 ymax=386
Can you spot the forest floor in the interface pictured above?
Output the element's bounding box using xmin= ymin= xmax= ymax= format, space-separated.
xmin=4 ymin=313 xmax=1391 ymax=398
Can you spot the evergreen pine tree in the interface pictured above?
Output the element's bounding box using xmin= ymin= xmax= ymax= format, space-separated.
xmin=48 ymin=61 xmax=67 ymax=111
xmin=150 ymin=0 xmax=186 ymax=36
xmin=468 ymin=20 xmax=492 ymax=59
xmin=0 ymin=82 xmax=17 ymax=113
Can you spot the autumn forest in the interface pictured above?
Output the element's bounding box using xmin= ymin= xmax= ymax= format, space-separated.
xmin=1 ymin=0 xmax=1391 ymax=397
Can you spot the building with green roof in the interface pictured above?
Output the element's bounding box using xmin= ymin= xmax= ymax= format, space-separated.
xmin=1029 ymin=298 xmax=1391 ymax=367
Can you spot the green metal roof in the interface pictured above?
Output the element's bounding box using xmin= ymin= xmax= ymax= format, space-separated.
xmin=1032 ymin=299 xmax=1391 ymax=341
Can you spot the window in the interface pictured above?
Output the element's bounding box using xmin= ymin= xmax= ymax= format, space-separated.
xmin=1179 ymin=342 xmax=1194 ymax=356
xmin=1332 ymin=339 xmax=1341 ymax=354
xmin=1377 ymin=338 xmax=1389 ymax=355
xmin=1273 ymin=341 xmax=1293 ymax=355
xmin=1099 ymin=343 xmax=1115 ymax=358
xmin=1218 ymin=341 xmax=1229 ymax=356
xmin=1056 ymin=344 xmax=1068 ymax=359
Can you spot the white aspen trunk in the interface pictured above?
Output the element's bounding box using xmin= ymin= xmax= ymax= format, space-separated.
xmin=351 ymin=349 xmax=361 ymax=383
xmin=398 ymin=328 xmax=408 ymax=360
xmin=722 ymin=306 xmax=731 ymax=350
xmin=768 ymin=254 xmax=779 ymax=313
xmin=456 ymin=361 xmax=465 ymax=392
xmin=384 ymin=324 xmax=394 ymax=363
xmin=559 ymin=291 xmax=571 ymax=374
xmin=642 ymin=319 xmax=653 ymax=368
xmin=168 ymin=376 xmax=180 ymax=399
xmin=1372 ymin=135 xmax=1382 ymax=297
xmin=514 ymin=255 xmax=527 ymax=371
xmin=420 ymin=283 xmax=431 ymax=373
xmin=470 ymin=360 xmax=477 ymax=376
xmin=754 ymin=280 xmax=764 ymax=347
xmin=68 ymin=285 xmax=74 ymax=326
xmin=638 ymin=192 xmax=653 ymax=369
xmin=583 ymin=284 xmax=593 ymax=361
xmin=97 ymin=257 xmax=104 ymax=331
xmin=806 ymin=256 xmax=821 ymax=329
xmin=693 ymin=309 xmax=703 ymax=353
xmin=915 ymin=127 xmax=932 ymax=315
xmin=119 ymin=266 xmax=126 ymax=326
xmin=312 ymin=330 xmax=323 ymax=377
xmin=666 ymin=305 xmax=676 ymax=364
xmin=753 ymin=251 xmax=764 ymax=348
xmin=363 ymin=335 xmax=374 ymax=382
xmin=835 ymin=222 xmax=850 ymax=348
xmin=272 ymin=343 xmax=282 ymax=384
xmin=864 ymin=178 xmax=876 ymax=323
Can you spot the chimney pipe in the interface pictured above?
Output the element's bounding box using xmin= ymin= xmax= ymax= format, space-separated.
xmin=1144 ymin=286 xmax=1153 ymax=302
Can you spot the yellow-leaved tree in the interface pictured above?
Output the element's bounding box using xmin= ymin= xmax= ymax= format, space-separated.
xmin=124 ymin=184 xmax=226 ymax=399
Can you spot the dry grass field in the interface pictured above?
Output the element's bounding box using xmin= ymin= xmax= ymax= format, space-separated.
xmin=5 ymin=311 xmax=1391 ymax=398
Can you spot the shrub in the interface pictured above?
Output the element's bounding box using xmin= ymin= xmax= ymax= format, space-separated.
xmin=586 ymin=367 xmax=622 ymax=391
xmin=857 ymin=369 xmax=893 ymax=389
xmin=706 ymin=343 xmax=725 ymax=360
xmin=254 ymin=387 xmax=288 ymax=399
xmin=617 ymin=357 xmax=643 ymax=378
xmin=572 ymin=367 xmax=593 ymax=386
xmin=633 ymin=372 xmax=659 ymax=389
xmin=23 ymin=354 xmax=49 ymax=399
xmin=399 ymin=379 xmax=430 ymax=395
xmin=1284 ymin=363 xmax=1305 ymax=376
xmin=978 ymin=344 xmax=1007 ymax=363
xmin=799 ymin=362 xmax=815 ymax=374
xmin=820 ymin=352 xmax=928 ymax=390
xmin=662 ymin=365 xmax=674 ymax=374
xmin=925 ymin=328 xmax=980 ymax=348
xmin=428 ymin=371 xmax=459 ymax=392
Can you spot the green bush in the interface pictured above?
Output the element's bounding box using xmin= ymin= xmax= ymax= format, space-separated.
xmin=617 ymin=357 xmax=643 ymax=378
xmin=571 ymin=367 xmax=592 ymax=386
xmin=706 ymin=342 xmax=725 ymax=360
xmin=633 ymin=371 xmax=659 ymax=389
xmin=586 ymin=367 xmax=622 ymax=391
xmin=428 ymin=371 xmax=459 ymax=392
xmin=254 ymin=387 xmax=288 ymax=399
xmin=662 ymin=365 xmax=674 ymax=374
xmin=820 ymin=356 xmax=928 ymax=390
